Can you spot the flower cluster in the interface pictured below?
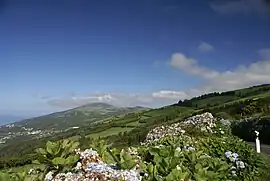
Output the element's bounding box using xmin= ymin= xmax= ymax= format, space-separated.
xmin=225 ymin=151 xmax=246 ymax=177
xmin=39 ymin=112 xmax=258 ymax=181
xmin=183 ymin=112 xmax=216 ymax=133
xmin=45 ymin=148 xmax=142 ymax=181
xmin=225 ymin=151 xmax=239 ymax=162
xmin=142 ymin=123 xmax=186 ymax=145
xmin=143 ymin=112 xmax=217 ymax=145
xmin=175 ymin=145 xmax=195 ymax=152
xmin=219 ymin=119 xmax=231 ymax=127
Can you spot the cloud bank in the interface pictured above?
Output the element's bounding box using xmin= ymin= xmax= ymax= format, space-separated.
xmin=40 ymin=49 xmax=270 ymax=109
xmin=169 ymin=53 xmax=219 ymax=79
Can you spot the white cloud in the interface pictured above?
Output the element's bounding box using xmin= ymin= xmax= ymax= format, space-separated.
xmin=40 ymin=49 xmax=270 ymax=109
xmin=169 ymin=53 xmax=219 ymax=79
xmin=198 ymin=60 xmax=270 ymax=93
xmin=44 ymin=93 xmax=158 ymax=108
xmin=210 ymin=0 xmax=270 ymax=15
xmin=198 ymin=42 xmax=214 ymax=52
xmin=152 ymin=90 xmax=188 ymax=100
xmin=42 ymin=90 xmax=189 ymax=109
xmin=169 ymin=51 xmax=270 ymax=97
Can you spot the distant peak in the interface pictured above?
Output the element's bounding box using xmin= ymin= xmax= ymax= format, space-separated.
xmin=79 ymin=102 xmax=116 ymax=108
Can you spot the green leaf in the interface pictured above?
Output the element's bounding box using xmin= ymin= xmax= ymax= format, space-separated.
xmin=65 ymin=155 xmax=80 ymax=165
xmin=52 ymin=157 xmax=66 ymax=165
xmin=119 ymin=150 xmax=136 ymax=169
xmin=32 ymin=160 xmax=41 ymax=165
xmin=61 ymin=139 xmax=70 ymax=149
xmin=0 ymin=172 xmax=11 ymax=181
xmin=67 ymin=141 xmax=80 ymax=154
xmin=195 ymin=163 xmax=202 ymax=171
xmin=36 ymin=148 xmax=47 ymax=155
xmin=46 ymin=141 xmax=56 ymax=155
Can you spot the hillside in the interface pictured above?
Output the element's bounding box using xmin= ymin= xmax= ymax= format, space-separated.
xmin=0 ymin=103 xmax=148 ymax=149
xmin=1 ymin=84 xmax=270 ymax=171
xmin=176 ymin=84 xmax=270 ymax=110
xmin=11 ymin=103 xmax=148 ymax=130
xmin=2 ymin=112 xmax=270 ymax=181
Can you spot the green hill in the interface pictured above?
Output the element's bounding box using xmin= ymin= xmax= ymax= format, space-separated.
xmin=1 ymin=103 xmax=148 ymax=131
xmin=176 ymin=84 xmax=270 ymax=109
xmin=1 ymin=84 xmax=270 ymax=170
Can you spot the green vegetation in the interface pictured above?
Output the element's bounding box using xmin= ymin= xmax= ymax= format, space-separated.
xmin=0 ymin=106 xmax=194 ymax=169
xmin=1 ymin=84 xmax=270 ymax=179
xmin=176 ymin=84 xmax=270 ymax=109
xmin=86 ymin=127 xmax=134 ymax=138
xmin=2 ymin=103 xmax=148 ymax=130
xmin=1 ymin=112 xmax=270 ymax=180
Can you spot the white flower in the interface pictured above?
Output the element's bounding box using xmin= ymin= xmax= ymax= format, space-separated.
xmin=180 ymin=129 xmax=186 ymax=134
xmin=176 ymin=165 xmax=181 ymax=170
xmin=236 ymin=161 xmax=245 ymax=169
xmin=185 ymin=146 xmax=195 ymax=151
xmin=231 ymin=170 xmax=237 ymax=176
xmin=232 ymin=153 xmax=239 ymax=158
xmin=220 ymin=131 xmax=225 ymax=134
xmin=45 ymin=171 xmax=54 ymax=181
xmin=28 ymin=168 xmax=34 ymax=175
xmin=75 ymin=162 xmax=82 ymax=170
xmin=66 ymin=172 xmax=73 ymax=176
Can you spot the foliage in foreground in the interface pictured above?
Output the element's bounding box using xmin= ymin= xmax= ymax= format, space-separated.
xmin=1 ymin=113 xmax=270 ymax=181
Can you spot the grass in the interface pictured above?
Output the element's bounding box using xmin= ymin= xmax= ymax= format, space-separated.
xmin=0 ymin=164 xmax=44 ymax=174
xmin=86 ymin=127 xmax=134 ymax=139
xmin=125 ymin=121 xmax=142 ymax=127
xmin=3 ymin=84 xmax=270 ymax=173
xmin=193 ymin=95 xmax=238 ymax=107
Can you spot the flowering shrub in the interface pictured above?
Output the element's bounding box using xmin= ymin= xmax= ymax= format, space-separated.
xmin=1 ymin=112 xmax=269 ymax=181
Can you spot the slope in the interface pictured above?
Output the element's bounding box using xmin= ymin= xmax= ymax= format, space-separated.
xmin=2 ymin=84 xmax=270 ymax=169
xmin=4 ymin=103 xmax=148 ymax=131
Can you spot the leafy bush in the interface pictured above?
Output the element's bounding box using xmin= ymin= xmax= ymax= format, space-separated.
xmin=34 ymin=139 xmax=80 ymax=179
xmin=1 ymin=112 xmax=270 ymax=181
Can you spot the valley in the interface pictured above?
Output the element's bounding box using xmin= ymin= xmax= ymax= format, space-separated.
xmin=0 ymin=103 xmax=148 ymax=145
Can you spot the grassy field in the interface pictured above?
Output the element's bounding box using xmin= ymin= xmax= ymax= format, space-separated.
xmin=125 ymin=121 xmax=142 ymax=127
xmin=86 ymin=127 xmax=134 ymax=138
xmin=2 ymin=84 xmax=270 ymax=173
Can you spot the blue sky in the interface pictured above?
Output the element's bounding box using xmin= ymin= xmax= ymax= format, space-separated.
xmin=1 ymin=0 xmax=270 ymax=117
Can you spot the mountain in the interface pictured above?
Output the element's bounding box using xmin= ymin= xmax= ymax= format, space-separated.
xmin=5 ymin=103 xmax=149 ymax=131
xmin=2 ymin=84 xmax=270 ymax=168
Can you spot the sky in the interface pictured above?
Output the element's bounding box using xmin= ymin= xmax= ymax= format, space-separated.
xmin=1 ymin=0 xmax=270 ymax=117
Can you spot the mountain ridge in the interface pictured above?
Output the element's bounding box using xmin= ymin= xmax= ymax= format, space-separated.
xmin=3 ymin=102 xmax=149 ymax=130
xmin=2 ymin=84 xmax=270 ymax=170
